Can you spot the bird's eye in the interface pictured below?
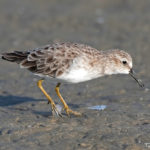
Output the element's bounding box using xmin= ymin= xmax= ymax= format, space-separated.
xmin=122 ymin=60 xmax=127 ymax=65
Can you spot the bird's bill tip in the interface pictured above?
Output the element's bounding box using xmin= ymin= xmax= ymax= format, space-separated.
xmin=129 ymin=69 xmax=144 ymax=88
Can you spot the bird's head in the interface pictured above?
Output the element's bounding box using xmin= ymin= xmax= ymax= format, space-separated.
xmin=108 ymin=49 xmax=144 ymax=88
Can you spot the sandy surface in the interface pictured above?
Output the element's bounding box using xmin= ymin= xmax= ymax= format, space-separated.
xmin=0 ymin=0 xmax=150 ymax=149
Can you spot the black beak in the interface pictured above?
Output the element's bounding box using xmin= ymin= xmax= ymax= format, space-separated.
xmin=129 ymin=69 xmax=144 ymax=88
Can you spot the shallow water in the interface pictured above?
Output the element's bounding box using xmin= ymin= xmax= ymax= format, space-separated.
xmin=0 ymin=0 xmax=150 ymax=149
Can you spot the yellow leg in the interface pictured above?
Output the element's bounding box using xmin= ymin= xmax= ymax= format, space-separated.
xmin=37 ymin=80 xmax=62 ymax=117
xmin=55 ymin=83 xmax=81 ymax=116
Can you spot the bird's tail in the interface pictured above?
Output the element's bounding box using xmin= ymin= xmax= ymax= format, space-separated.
xmin=1 ymin=51 xmax=28 ymax=64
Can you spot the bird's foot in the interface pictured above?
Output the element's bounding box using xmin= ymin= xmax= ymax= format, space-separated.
xmin=64 ymin=107 xmax=81 ymax=117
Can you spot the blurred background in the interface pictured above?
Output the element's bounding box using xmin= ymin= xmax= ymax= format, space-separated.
xmin=0 ymin=0 xmax=150 ymax=149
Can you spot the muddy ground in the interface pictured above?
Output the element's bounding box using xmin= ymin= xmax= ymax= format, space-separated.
xmin=0 ymin=0 xmax=150 ymax=149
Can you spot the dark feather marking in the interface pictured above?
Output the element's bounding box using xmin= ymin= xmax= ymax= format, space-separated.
xmin=44 ymin=46 xmax=49 ymax=50
xmin=14 ymin=51 xmax=29 ymax=56
xmin=56 ymin=70 xmax=63 ymax=76
xmin=21 ymin=60 xmax=36 ymax=67
xmin=36 ymin=51 xmax=45 ymax=56
xmin=2 ymin=55 xmax=17 ymax=62
xmin=55 ymin=52 xmax=65 ymax=57
xmin=46 ymin=56 xmax=53 ymax=63
xmin=30 ymin=53 xmax=39 ymax=58
xmin=44 ymin=67 xmax=51 ymax=74
xmin=28 ymin=66 xmax=37 ymax=72
xmin=2 ymin=52 xmax=27 ymax=63
xmin=35 ymin=69 xmax=45 ymax=74
xmin=49 ymin=69 xmax=57 ymax=76
xmin=39 ymin=58 xmax=45 ymax=63
xmin=37 ymin=64 xmax=45 ymax=69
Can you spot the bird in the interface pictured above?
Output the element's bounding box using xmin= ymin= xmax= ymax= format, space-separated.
xmin=1 ymin=42 xmax=144 ymax=117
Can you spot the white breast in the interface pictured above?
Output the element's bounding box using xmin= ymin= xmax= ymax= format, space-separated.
xmin=58 ymin=68 xmax=90 ymax=83
xmin=58 ymin=62 xmax=101 ymax=83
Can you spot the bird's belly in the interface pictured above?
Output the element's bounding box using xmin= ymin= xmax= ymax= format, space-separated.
xmin=57 ymin=67 xmax=101 ymax=83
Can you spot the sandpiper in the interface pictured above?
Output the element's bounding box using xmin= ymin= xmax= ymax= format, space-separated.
xmin=1 ymin=42 xmax=144 ymax=117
